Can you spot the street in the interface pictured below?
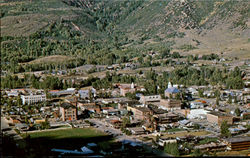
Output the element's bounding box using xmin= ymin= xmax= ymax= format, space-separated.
xmin=87 ymin=118 xmax=171 ymax=157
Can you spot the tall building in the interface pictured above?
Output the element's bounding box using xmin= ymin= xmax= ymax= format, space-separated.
xmin=59 ymin=102 xmax=77 ymax=121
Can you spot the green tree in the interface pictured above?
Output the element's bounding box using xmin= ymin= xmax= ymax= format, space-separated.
xmin=164 ymin=142 xmax=180 ymax=156
xmin=220 ymin=121 xmax=231 ymax=138
xmin=193 ymin=149 xmax=203 ymax=157
xmin=41 ymin=119 xmax=50 ymax=130
xmin=17 ymin=95 xmax=22 ymax=114
xmin=227 ymin=95 xmax=232 ymax=104
xmin=216 ymin=97 xmax=220 ymax=106
xmin=235 ymin=108 xmax=241 ymax=117
xmin=122 ymin=116 xmax=130 ymax=129
xmin=125 ymin=92 xmax=137 ymax=100
xmin=193 ymin=124 xmax=200 ymax=129
xmin=88 ymin=89 xmax=93 ymax=101
xmin=198 ymin=89 xmax=204 ymax=98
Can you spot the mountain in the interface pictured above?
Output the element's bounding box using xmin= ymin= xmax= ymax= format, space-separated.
xmin=1 ymin=0 xmax=249 ymax=72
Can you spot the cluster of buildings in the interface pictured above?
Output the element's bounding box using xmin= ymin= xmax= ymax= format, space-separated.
xmin=1 ymin=77 xmax=250 ymax=155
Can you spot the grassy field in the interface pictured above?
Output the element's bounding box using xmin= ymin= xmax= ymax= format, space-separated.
xmin=24 ymin=128 xmax=106 ymax=139
xmin=23 ymin=55 xmax=75 ymax=65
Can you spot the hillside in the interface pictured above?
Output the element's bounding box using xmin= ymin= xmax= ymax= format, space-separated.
xmin=1 ymin=0 xmax=250 ymax=73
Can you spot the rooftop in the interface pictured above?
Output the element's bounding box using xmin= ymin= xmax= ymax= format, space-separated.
xmin=225 ymin=137 xmax=250 ymax=143
xmin=208 ymin=111 xmax=233 ymax=117
xmin=136 ymin=107 xmax=151 ymax=113
xmin=165 ymin=87 xmax=180 ymax=93
xmin=61 ymin=102 xmax=76 ymax=109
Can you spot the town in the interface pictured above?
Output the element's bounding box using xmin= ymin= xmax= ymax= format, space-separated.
xmin=1 ymin=55 xmax=250 ymax=157
xmin=1 ymin=0 xmax=250 ymax=157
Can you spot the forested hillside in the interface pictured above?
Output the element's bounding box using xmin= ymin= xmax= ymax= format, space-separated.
xmin=1 ymin=0 xmax=249 ymax=73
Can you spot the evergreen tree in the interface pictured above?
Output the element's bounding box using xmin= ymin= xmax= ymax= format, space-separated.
xmin=220 ymin=121 xmax=231 ymax=138
xmin=227 ymin=95 xmax=232 ymax=104
xmin=235 ymin=108 xmax=241 ymax=117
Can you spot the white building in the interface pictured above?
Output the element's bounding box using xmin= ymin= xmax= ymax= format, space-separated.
xmin=139 ymin=95 xmax=161 ymax=104
xmin=190 ymin=101 xmax=205 ymax=109
xmin=21 ymin=94 xmax=46 ymax=105
xmin=158 ymin=137 xmax=177 ymax=146
xmin=187 ymin=109 xmax=210 ymax=119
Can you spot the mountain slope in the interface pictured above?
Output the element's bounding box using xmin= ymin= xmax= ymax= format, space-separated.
xmin=1 ymin=0 xmax=249 ymax=73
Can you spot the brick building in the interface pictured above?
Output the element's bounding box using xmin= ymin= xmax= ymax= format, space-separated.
xmin=153 ymin=113 xmax=179 ymax=124
xmin=207 ymin=112 xmax=234 ymax=125
xmin=59 ymin=102 xmax=77 ymax=121
xmin=77 ymin=101 xmax=101 ymax=113
xmin=160 ymin=99 xmax=181 ymax=110
xmin=127 ymin=105 xmax=152 ymax=120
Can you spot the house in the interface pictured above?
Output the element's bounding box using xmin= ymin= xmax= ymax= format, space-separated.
xmin=223 ymin=137 xmax=250 ymax=150
xmin=164 ymin=87 xmax=180 ymax=99
xmin=158 ymin=137 xmax=177 ymax=146
xmin=59 ymin=102 xmax=77 ymax=121
xmin=139 ymin=95 xmax=161 ymax=104
xmin=109 ymin=120 xmax=122 ymax=129
xmin=9 ymin=115 xmax=21 ymax=124
xmin=148 ymin=104 xmax=168 ymax=115
xmin=119 ymin=83 xmax=136 ymax=96
xmin=103 ymin=108 xmax=120 ymax=116
xmin=160 ymin=99 xmax=181 ymax=110
xmin=187 ymin=87 xmax=198 ymax=96
xmin=154 ymin=113 xmax=179 ymax=124
xmin=21 ymin=94 xmax=46 ymax=105
xmin=187 ymin=109 xmax=210 ymax=119
xmin=190 ymin=101 xmax=205 ymax=109
xmin=7 ymin=91 xmax=19 ymax=97
xmin=49 ymin=88 xmax=76 ymax=97
xmin=34 ymin=118 xmax=46 ymax=124
xmin=228 ymin=126 xmax=248 ymax=135
xmin=207 ymin=111 xmax=234 ymax=125
xmin=194 ymin=142 xmax=226 ymax=151
xmin=164 ymin=82 xmax=180 ymax=98
xmin=179 ymin=119 xmax=191 ymax=126
xmin=77 ymin=101 xmax=101 ymax=113
xmin=175 ymin=109 xmax=190 ymax=117
xmin=127 ymin=127 xmax=145 ymax=135
xmin=11 ymin=89 xmax=26 ymax=94
xmin=78 ymin=88 xmax=96 ymax=99
xmin=15 ymin=123 xmax=29 ymax=131
xmin=242 ymin=112 xmax=250 ymax=120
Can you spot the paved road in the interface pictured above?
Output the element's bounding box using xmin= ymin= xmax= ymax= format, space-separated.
xmin=87 ymin=118 xmax=170 ymax=157
xmin=1 ymin=117 xmax=23 ymax=140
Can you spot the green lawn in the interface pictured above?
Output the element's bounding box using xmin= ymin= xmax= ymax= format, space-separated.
xmin=167 ymin=128 xmax=185 ymax=133
xmin=26 ymin=128 xmax=105 ymax=139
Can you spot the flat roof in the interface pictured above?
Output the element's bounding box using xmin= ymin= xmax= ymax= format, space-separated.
xmin=225 ymin=137 xmax=250 ymax=143
xmin=136 ymin=107 xmax=151 ymax=112
xmin=61 ymin=102 xmax=75 ymax=109
xmin=208 ymin=111 xmax=232 ymax=117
